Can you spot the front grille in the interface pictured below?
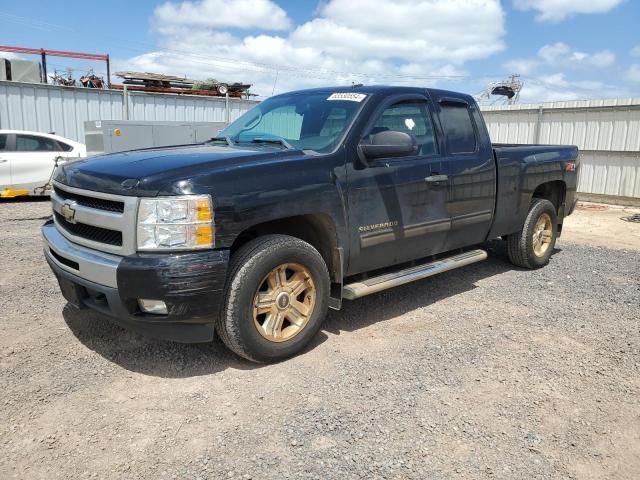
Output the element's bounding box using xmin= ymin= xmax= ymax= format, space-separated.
xmin=51 ymin=181 xmax=137 ymax=255
xmin=53 ymin=185 xmax=124 ymax=213
xmin=54 ymin=212 xmax=123 ymax=246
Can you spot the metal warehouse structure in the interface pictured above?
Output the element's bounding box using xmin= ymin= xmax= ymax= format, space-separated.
xmin=482 ymin=98 xmax=640 ymax=204
xmin=0 ymin=80 xmax=258 ymax=144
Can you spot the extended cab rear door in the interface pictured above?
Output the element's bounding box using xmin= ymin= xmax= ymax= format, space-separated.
xmin=429 ymin=93 xmax=497 ymax=250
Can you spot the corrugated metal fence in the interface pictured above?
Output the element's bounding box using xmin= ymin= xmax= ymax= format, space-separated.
xmin=0 ymin=80 xmax=258 ymax=144
xmin=3 ymin=82 xmax=638 ymax=203
xmin=482 ymin=99 xmax=640 ymax=202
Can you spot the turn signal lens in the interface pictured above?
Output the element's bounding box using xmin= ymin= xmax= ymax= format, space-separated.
xmin=195 ymin=198 xmax=213 ymax=221
xmin=193 ymin=224 xmax=214 ymax=246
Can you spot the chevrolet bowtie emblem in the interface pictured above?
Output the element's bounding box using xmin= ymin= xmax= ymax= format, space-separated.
xmin=61 ymin=201 xmax=77 ymax=224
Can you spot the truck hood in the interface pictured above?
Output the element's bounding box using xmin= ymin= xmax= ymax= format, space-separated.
xmin=54 ymin=144 xmax=304 ymax=196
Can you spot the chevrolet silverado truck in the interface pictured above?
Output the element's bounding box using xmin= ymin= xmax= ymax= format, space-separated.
xmin=42 ymin=86 xmax=578 ymax=362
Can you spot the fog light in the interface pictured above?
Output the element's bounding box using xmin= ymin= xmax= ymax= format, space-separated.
xmin=138 ymin=299 xmax=168 ymax=315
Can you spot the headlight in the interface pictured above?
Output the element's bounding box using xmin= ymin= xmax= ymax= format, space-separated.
xmin=136 ymin=195 xmax=214 ymax=251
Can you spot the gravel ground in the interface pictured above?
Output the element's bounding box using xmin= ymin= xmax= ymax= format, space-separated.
xmin=1 ymin=198 xmax=639 ymax=480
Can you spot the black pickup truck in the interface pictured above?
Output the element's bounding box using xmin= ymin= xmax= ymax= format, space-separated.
xmin=43 ymin=85 xmax=579 ymax=362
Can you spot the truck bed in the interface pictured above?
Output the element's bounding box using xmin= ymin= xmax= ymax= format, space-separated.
xmin=489 ymin=143 xmax=579 ymax=239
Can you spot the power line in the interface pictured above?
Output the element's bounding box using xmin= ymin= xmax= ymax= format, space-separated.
xmin=0 ymin=11 xmax=505 ymax=84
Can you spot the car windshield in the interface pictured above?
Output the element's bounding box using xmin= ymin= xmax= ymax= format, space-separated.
xmin=220 ymin=92 xmax=367 ymax=154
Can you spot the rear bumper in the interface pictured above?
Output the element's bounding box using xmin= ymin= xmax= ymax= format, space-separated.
xmin=43 ymin=220 xmax=229 ymax=343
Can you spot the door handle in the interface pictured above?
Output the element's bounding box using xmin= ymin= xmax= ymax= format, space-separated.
xmin=425 ymin=174 xmax=448 ymax=183
xmin=0 ymin=159 xmax=8 ymax=163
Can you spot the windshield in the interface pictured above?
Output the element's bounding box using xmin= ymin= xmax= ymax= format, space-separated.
xmin=220 ymin=92 xmax=366 ymax=153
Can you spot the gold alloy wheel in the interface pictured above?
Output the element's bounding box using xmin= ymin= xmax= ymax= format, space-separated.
xmin=532 ymin=212 xmax=553 ymax=257
xmin=253 ymin=263 xmax=316 ymax=342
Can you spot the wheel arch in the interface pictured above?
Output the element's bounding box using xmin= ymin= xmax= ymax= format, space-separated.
xmin=531 ymin=180 xmax=566 ymax=213
xmin=229 ymin=213 xmax=342 ymax=283
xmin=531 ymin=180 xmax=567 ymax=234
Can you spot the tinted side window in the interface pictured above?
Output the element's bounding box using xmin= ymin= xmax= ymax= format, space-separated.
xmin=0 ymin=134 xmax=7 ymax=151
xmin=56 ymin=141 xmax=73 ymax=152
xmin=370 ymin=100 xmax=437 ymax=155
xmin=15 ymin=135 xmax=60 ymax=152
xmin=439 ymin=104 xmax=477 ymax=154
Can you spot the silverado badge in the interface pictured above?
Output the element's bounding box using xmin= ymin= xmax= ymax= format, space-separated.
xmin=358 ymin=220 xmax=399 ymax=232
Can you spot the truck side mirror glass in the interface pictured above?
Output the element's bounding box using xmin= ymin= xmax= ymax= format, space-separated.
xmin=358 ymin=130 xmax=417 ymax=162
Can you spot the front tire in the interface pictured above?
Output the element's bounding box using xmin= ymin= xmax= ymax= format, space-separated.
xmin=217 ymin=235 xmax=330 ymax=363
xmin=506 ymin=198 xmax=558 ymax=269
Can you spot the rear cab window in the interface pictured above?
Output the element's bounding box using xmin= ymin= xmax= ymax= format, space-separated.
xmin=0 ymin=134 xmax=8 ymax=151
xmin=439 ymin=103 xmax=478 ymax=154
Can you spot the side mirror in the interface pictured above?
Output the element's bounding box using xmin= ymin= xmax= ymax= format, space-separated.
xmin=358 ymin=130 xmax=417 ymax=162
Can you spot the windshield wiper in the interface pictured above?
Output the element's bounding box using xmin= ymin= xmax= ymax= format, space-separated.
xmin=250 ymin=137 xmax=293 ymax=150
xmin=207 ymin=135 xmax=234 ymax=146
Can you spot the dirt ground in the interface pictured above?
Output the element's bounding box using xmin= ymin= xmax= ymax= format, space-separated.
xmin=0 ymin=199 xmax=639 ymax=480
xmin=561 ymin=203 xmax=640 ymax=251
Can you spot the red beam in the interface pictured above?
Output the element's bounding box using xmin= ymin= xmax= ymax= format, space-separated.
xmin=0 ymin=45 xmax=108 ymax=61
xmin=0 ymin=46 xmax=41 ymax=55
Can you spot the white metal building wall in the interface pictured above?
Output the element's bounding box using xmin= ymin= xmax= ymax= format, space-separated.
xmin=0 ymin=80 xmax=258 ymax=144
xmin=482 ymin=99 xmax=640 ymax=200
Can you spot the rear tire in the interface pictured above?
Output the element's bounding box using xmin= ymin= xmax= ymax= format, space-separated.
xmin=217 ymin=235 xmax=330 ymax=363
xmin=506 ymin=198 xmax=558 ymax=269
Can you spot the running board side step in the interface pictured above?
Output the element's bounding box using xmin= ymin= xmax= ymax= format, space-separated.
xmin=342 ymin=249 xmax=488 ymax=300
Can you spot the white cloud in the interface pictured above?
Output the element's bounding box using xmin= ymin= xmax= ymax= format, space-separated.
xmin=119 ymin=0 xmax=505 ymax=97
xmin=505 ymin=42 xmax=616 ymax=75
xmin=291 ymin=0 xmax=505 ymax=63
xmin=513 ymin=0 xmax=625 ymax=22
xmin=539 ymin=43 xmax=616 ymax=68
xmin=502 ymin=43 xmax=627 ymax=102
xmin=624 ymin=65 xmax=640 ymax=83
xmin=631 ymin=46 xmax=640 ymax=57
xmin=153 ymin=0 xmax=292 ymax=31
xmin=519 ymin=73 xmax=631 ymax=102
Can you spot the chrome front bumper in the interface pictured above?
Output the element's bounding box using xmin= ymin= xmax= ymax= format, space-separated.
xmin=42 ymin=221 xmax=121 ymax=288
xmin=43 ymin=219 xmax=226 ymax=343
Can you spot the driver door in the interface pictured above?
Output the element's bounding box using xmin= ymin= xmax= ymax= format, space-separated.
xmin=346 ymin=95 xmax=451 ymax=274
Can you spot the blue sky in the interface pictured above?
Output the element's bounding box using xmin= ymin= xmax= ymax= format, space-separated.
xmin=1 ymin=0 xmax=639 ymax=102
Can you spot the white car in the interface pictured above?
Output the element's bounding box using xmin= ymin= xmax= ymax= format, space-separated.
xmin=0 ymin=130 xmax=86 ymax=197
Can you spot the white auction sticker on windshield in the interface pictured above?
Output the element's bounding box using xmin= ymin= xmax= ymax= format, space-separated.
xmin=327 ymin=93 xmax=367 ymax=102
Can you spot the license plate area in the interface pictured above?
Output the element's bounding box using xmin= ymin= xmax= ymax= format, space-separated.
xmin=57 ymin=276 xmax=87 ymax=308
